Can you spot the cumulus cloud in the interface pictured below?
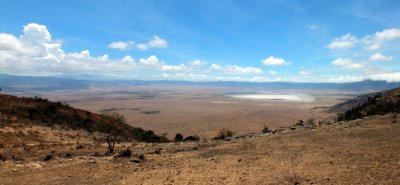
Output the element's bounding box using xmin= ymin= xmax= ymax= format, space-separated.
xmin=188 ymin=59 xmax=208 ymax=67
xmin=210 ymin=63 xmax=222 ymax=70
xmin=0 ymin=23 xmax=183 ymax=77
xmin=224 ymin=65 xmax=262 ymax=74
xmin=261 ymin=56 xmax=289 ymax=66
xmin=363 ymin=28 xmax=400 ymax=50
xmin=327 ymin=33 xmax=359 ymax=49
xmin=136 ymin=36 xmax=167 ymax=51
xmin=327 ymin=28 xmax=400 ymax=50
xmin=108 ymin=36 xmax=167 ymax=51
xmin=107 ymin=41 xmax=134 ymax=50
xmin=331 ymin=58 xmax=365 ymax=70
xmin=161 ymin=64 xmax=187 ymax=72
xmin=369 ymin=53 xmax=393 ymax=61
xmin=209 ymin=64 xmax=262 ymax=74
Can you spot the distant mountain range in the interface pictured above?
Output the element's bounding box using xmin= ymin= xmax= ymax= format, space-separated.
xmin=1 ymin=73 xmax=400 ymax=92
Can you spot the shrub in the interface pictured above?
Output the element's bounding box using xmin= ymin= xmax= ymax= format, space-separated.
xmin=174 ymin=133 xmax=184 ymax=142
xmin=214 ymin=128 xmax=234 ymax=140
xmin=43 ymin=154 xmax=53 ymax=161
xmin=64 ymin=153 xmax=71 ymax=158
xmin=262 ymin=125 xmax=271 ymax=133
xmin=119 ymin=148 xmax=132 ymax=157
xmin=305 ymin=118 xmax=316 ymax=126
xmin=184 ymin=135 xmax=200 ymax=142
xmin=294 ymin=120 xmax=304 ymax=126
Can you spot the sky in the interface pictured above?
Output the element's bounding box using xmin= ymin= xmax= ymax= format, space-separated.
xmin=0 ymin=0 xmax=400 ymax=82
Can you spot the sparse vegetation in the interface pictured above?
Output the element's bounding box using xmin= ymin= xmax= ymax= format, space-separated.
xmin=119 ymin=148 xmax=132 ymax=157
xmin=294 ymin=120 xmax=304 ymax=127
xmin=214 ymin=128 xmax=234 ymax=140
xmin=0 ymin=94 xmax=169 ymax=144
xmin=184 ymin=135 xmax=200 ymax=142
xmin=174 ymin=133 xmax=184 ymax=142
xmin=43 ymin=154 xmax=53 ymax=161
xmin=306 ymin=118 xmax=316 ymax=126
xmin=337 ymin=93 xmax=400 ymax=121
xmin=262 ymin=125 xmax=271 ymax=133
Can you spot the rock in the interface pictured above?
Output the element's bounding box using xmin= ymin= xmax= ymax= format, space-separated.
xmin=238 ymin=158 xmax=242 ymax=162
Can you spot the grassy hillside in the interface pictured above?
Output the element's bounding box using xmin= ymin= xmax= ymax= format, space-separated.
xmin=0 ymin=93 xmax=167 ymax=143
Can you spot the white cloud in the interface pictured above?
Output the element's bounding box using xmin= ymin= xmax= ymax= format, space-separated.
xmin=363 ymin=28 xmax=400 ymax=50
xmin=137 ymin=55 xmax=162 ymax=68
xmin=189 ymin=59 xmax=208 ymax=67
xmin=224 ymin=65 xmax=263 ymax=74
xmin=0 ymin=23 xmax=183 ymax=77
xmin=331 ymin=58 xmax=365 ymax=70
xmin=328 ymin=28 xmax=400 ymax=50
xmin=261 ymin=56 xmax=289 ymax=66
xmin=369 ymin=53 xmax=393 ymax=61
xmin=136 ymin=36 xmax=167 ymax=51
xmin=107 ymin=41 xmax=134 ymax=50
xmin=209 ymin=64 xmax=262 ymax=74
xmin=369 ymin=72 xmax=400 ymax=82
xmin=108 ymin=36 xmax=167 ymax=51
xmin=161 ymin=64 xmax=187 ymax=72
xmin=299 ymin=69 xmax=313 ymax=76
xmin=327 ymin=33 xmax=359 ymax=50
xmin=210 ymin=63 xmax=222 ymax=70
xmin=268 ymin=70 xmax=277 ymax=75
xmin=326 ymin=75 xmax=364 ymax=83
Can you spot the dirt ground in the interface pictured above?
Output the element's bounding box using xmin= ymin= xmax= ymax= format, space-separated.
xmin=1 ymin=114 xmax=399 ymax=185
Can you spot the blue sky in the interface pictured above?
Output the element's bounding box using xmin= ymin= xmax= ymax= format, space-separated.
xmin=0 ymin=0 xmax=400 ymax=82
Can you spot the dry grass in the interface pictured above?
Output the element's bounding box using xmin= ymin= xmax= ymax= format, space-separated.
xmin=0 ymin=114 xmax=399 ymax=184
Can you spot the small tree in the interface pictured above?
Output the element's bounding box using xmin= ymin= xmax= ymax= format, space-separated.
xmin=174 ymin=133 xmax=183 ymax=142
xmin=101 ymin=113 xmax=126 ymax=154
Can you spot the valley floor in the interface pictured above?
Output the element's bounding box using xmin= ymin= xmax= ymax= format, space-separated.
xmin=1 ymin=114 xmax=399 ymax=184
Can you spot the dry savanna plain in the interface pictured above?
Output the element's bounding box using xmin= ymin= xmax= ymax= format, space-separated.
xmin=23 ymin=85 xmax=359 ymax=138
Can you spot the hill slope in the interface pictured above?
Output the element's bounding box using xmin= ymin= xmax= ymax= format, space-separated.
xmin=330 ymin=87 xmax=400 ymax=121
xmin=0 ymin=93 xmax=166 ymax=142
